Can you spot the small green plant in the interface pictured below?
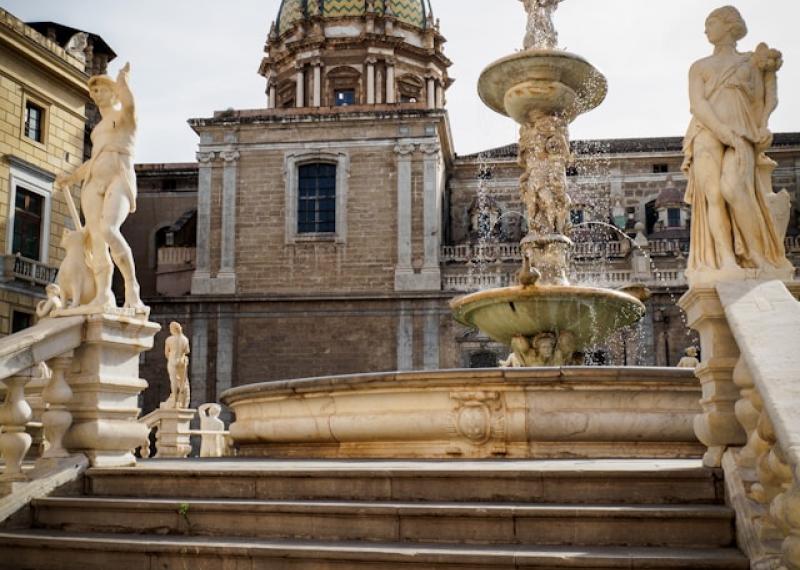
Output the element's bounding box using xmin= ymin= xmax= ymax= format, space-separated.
xmin=177 ymin=502 xmax=192 ymax=535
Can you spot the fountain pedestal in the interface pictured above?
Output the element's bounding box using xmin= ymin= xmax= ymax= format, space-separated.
xmin=450 ymin=39 xmax=644 ymax=364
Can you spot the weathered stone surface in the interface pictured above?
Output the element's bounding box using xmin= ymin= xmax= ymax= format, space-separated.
xmin=222 ymin=367 xmax=704 ymax=459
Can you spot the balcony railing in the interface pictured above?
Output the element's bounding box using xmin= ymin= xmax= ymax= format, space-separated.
xmin=157 ymin=247 xmax=196 ymax=267
xmin=0 ymin=255 xmax=59 ymax=286
xmin=442 ymin=239 xmax=691 ymax=264
xmin=442 ymin=267 xmax=687 ymax=292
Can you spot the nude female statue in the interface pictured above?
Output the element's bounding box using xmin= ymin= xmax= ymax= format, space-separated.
xmin=682 ymin=7 xmax=791 ymax=282
xmin=55 ymin=63 xmax=145 ymax=310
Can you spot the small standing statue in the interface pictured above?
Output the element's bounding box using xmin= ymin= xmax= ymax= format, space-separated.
xmin=677 ymin=347 xmax=700 ymax=369
xmin=682 ymin=6 xmax=792 ymax=285
xmin=520 ymin=0 xmax=565 ymax=50
xmin=55 ymin=63 xmax=146 ymax=313
xmin=164 ymin=322 xmax=191 ymax=409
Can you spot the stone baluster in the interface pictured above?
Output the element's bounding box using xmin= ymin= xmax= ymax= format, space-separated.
xmin=751 ymin=414 xmax=793 ymax=507
xmin=39 ymin=353 xmax=74 ymax=461
xmin=733 ymin=358 xmax=770 ymax=468
xmin=773 ymin=472 xmax=800 ymax=569
xmin=678 ymin=287 xmax=746 ymax=467
xmin=0 ymin=371 xmax=33 ymax=487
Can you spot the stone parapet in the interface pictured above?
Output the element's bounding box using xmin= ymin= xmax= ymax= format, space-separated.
xmin=223 ymin=366 xmax=704 ymax=460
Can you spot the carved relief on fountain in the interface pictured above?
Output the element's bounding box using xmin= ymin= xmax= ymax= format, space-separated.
xmin=518 ymin=115 xmax=572 ymax=238
xmin=448 ymin=391 xmax=506 ymax=446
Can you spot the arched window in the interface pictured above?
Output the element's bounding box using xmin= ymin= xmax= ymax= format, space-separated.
xmin=298 ymin=163 xmax=337 ymax=234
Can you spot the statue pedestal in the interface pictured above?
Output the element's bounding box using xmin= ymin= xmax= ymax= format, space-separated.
xmin=678 ymin=287 xmax=746 ymax=467
xmin=152 ymin=406 xmax=196 ymax=458
xmin=64 ymin=314 xmax=160 ymax=468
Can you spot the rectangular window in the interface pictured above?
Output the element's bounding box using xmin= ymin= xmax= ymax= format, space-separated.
xmin=11 ymin=310 xmax=32 ymax=333
xmin=334 ymin=90 xmax=355 ymax=106
xmin=298 ymin=163 xmax=336 ymax=234
xmin=12 ymin=188 xmax=44 ymax=261
xmin=668 ymin=208 xmax=681 ymax=227
xmin=24 ymin=102 xmax=44 ymax=143
xmin=653 ymin=164 xmax=669 ymax=174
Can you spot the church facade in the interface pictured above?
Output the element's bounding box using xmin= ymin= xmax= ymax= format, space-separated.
xmin=122 ymin=0 xmax=800 ymax=414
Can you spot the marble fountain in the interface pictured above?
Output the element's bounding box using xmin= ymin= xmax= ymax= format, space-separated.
xmin=221 ymin=1 xmax=703 ymax=460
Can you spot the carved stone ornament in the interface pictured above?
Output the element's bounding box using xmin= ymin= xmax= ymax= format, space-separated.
xmin=449 ymin=391 xmax=505 ymax=445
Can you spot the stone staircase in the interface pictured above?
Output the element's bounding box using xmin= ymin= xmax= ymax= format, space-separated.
xmin=0 ymin=458 xmax=748 ymax=569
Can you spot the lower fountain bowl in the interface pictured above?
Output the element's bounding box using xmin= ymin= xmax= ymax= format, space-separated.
xmin=449 ymin=285 xmax=645 ymax=349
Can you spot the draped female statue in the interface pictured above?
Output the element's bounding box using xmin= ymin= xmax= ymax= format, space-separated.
xmin=683 ymin=6 xmax=792 ymax=285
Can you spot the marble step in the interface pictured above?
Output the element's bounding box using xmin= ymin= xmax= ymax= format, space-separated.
xmin=0 ymin=531 xmax=750 ymax=570
xmin=31 ymin=497 xmax=736 ymax=548
xmin=86 ymin=458 xmax=724 ymax=504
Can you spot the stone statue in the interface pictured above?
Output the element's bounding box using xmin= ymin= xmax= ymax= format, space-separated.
xmin=518 ymin=116 xmax=571 ymax=238
xmin=36 ymin=284 xmax=63 ymax=318
xmin=677 ymin=347 xmax=700 ymax=369
xmin=164 ymin=322 xmax=190 ymax=409
xmin=55 ymin=63 xmax=146 ymax=312
xmin=682 ymin=6 xmax=793 ymax=285
xmin=65 ymin=32 xmax=88 ymax=66
xmin=520 ymin=0 xmax=565 ymax=50
xmin=198 ymin=403 xmax=226 ymax=458
xmin=500 ymin=331 xmax=579 ymax=367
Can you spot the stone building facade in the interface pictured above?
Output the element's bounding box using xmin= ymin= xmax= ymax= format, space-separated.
xmin=125 ymin=1 xmax=800 ymax=414
xmin=0 ymin=9 xmax=112 ymax=335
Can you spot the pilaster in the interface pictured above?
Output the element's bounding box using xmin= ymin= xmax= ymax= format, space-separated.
xmin=396 ymin=302 xmax=413 ymax=371
xmin=191 ymin=151 xmax=215 ymax=295
xmin=386 ymin=60 xmax=396 ymax=104
xmin=394 ymin=143 xmax=415 ymax=290
xmin=421 ymin=142 xmax=442 ymax=290
xmin=216 ymin=149 xmax=240 ymax=295
xmin=366 ymin=57 xmax=377 ymax=104
xmin=295 ymin=64 xmax=305 ymax=108
xmin=190 ymin=316 xmax=209 ymax=409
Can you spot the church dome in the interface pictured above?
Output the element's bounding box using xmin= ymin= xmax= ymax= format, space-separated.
xmin=277 ymin=0 xmax=431 ymax=34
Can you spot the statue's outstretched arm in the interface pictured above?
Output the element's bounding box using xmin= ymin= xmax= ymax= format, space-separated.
xmin=116 ymin=62 xmax=136 ymax=122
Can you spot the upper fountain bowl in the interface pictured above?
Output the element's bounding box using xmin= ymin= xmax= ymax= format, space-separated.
xmin=478 ymin=50 xmax=607 ymax=124
xmin=450 ymin=285 xmax=645 ymax=351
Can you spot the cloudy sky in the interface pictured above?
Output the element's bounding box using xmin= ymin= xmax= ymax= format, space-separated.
xmin=5 ymin=0 xmax=800 ymax=163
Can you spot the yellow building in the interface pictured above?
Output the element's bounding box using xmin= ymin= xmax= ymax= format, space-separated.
xmin=0 ymin=9 xmax=112 ymax=334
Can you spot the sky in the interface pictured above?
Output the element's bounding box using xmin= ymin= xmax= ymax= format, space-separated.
xmin=4 ymin=0 xmax=800 ymax=163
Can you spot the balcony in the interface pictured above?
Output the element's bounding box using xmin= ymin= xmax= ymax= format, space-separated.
xmin=0 ymin=254 xmax=58 ymax=287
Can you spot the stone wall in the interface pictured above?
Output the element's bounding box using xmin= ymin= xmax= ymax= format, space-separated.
xmin=0 ymin=10 xmax=92 ymax=335
xmin=140 ymin=296 xmax=457 ymax=416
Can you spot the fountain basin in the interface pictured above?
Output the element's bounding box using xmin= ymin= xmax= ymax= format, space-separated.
xmin=450 ymin=285 xmax=645 ymax=350
xmin=222 ymin=367 xmax=703 ymax=459
xmin=478 ymin=50 xmax=607 ymax=123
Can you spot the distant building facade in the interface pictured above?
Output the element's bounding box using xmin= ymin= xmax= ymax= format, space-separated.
xmin=0 ymin=9 xmax=113 ymax=334
xmin=123 ymin=1 xmax=800 ymax=414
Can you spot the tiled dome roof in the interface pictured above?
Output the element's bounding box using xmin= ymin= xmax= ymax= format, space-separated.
xmin=277 ymin=0 xmax=430 ymax=34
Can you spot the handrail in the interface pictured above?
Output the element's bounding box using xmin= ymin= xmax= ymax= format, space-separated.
xmin=682 ymin=280 xmax=800 ymax=568
xmin=0 ymin=317 xmax=84 ymax=380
